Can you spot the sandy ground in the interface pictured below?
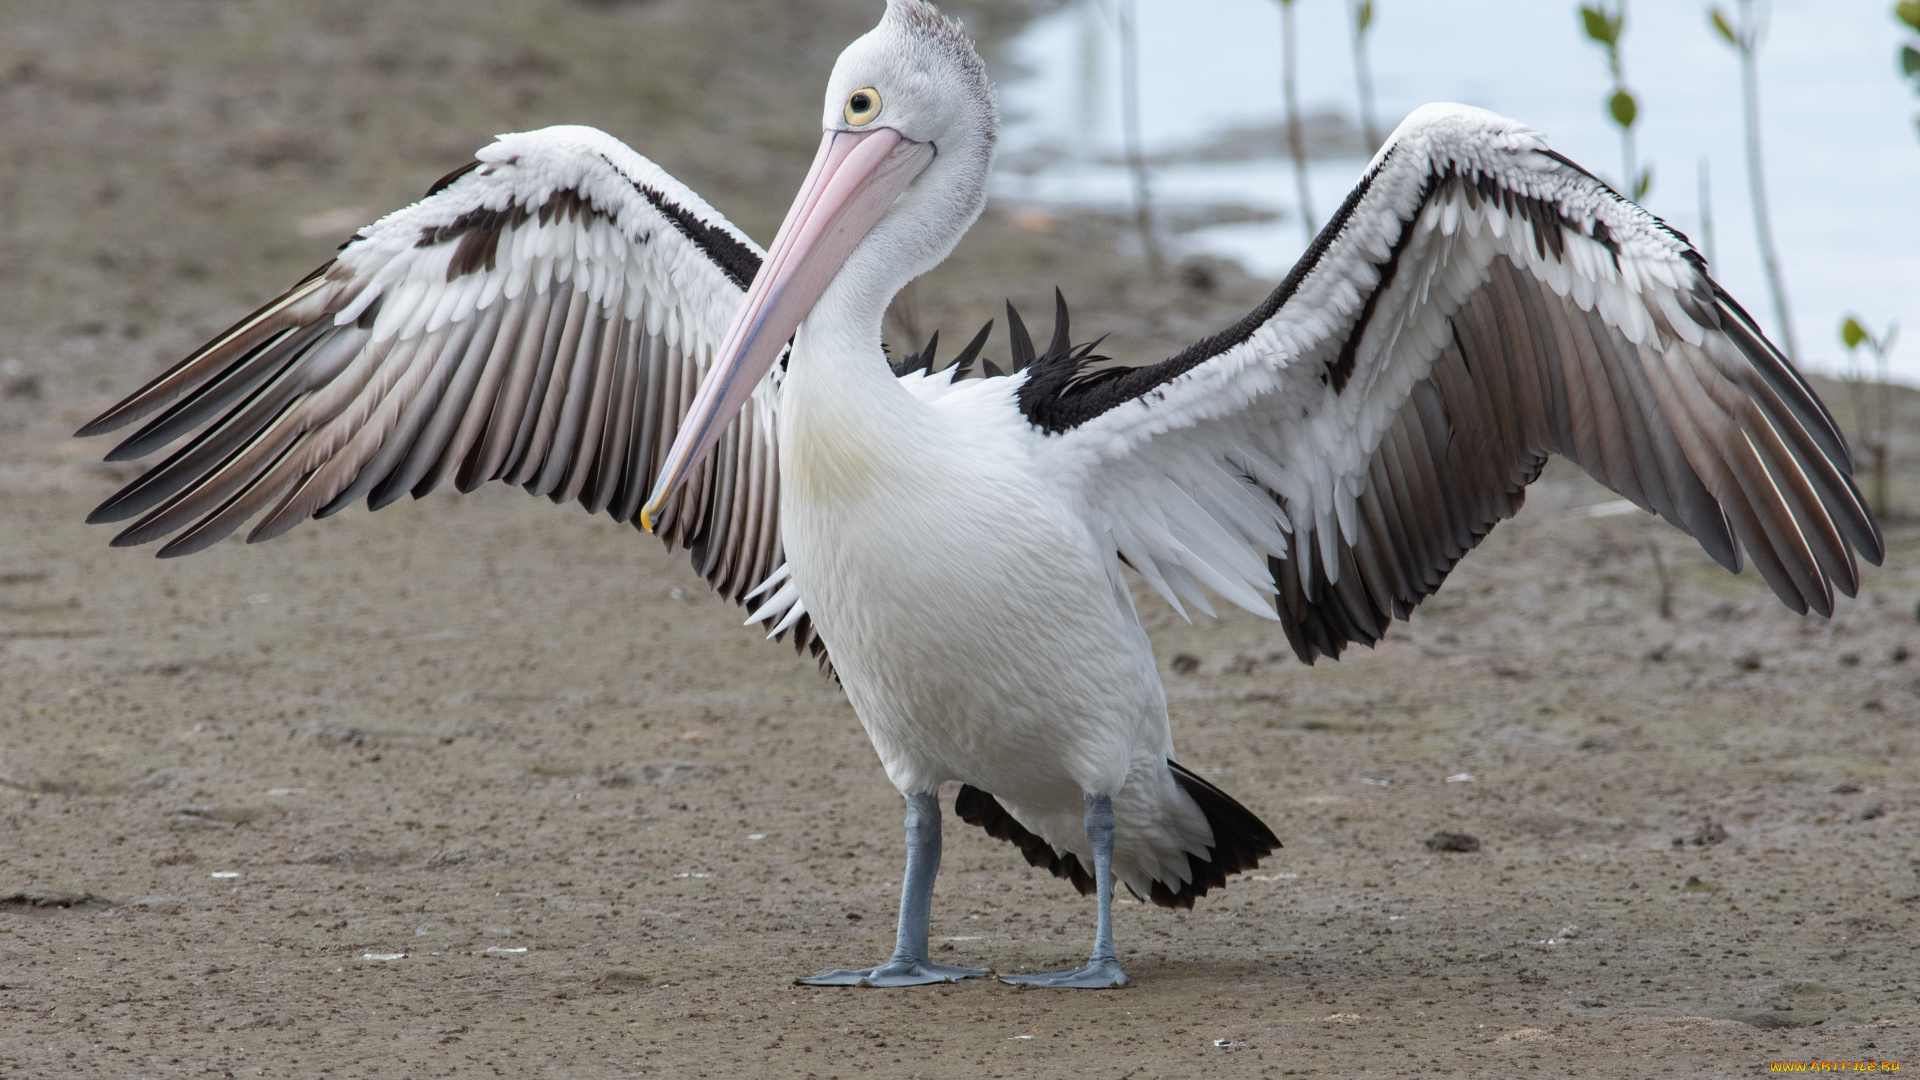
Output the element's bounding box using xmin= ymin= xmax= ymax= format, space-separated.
xmin=4 ymin=2 xmax=1919 ymax=1077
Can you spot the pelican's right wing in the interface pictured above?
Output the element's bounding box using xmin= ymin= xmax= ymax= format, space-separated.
xmin=78 ymin=125 xmax=822 ymax=662
xmin=1027 ymin=104 xmax=1880 ymax=662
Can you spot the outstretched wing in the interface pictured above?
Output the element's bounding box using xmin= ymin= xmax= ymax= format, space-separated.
xmin=1025 ymin=104 xmax=1881 ymax=662
xmin=78 ymin=124 xmax=822 ymax=661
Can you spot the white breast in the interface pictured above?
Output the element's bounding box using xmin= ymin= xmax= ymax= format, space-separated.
xmin=776 ymin=365 xmax=1168 ymax=804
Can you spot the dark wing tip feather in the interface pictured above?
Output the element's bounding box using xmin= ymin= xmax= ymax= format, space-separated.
xmin=152 ymin=531 xmax=225 ymax=559
xmin=74 ymin=412 xmax=134 ymax=441
xmin=75 ymin=271 xmax=331 ymax=440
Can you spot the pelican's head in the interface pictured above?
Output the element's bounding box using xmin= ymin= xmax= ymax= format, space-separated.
xmin=641 ymin=0 xmax=996 ymax=530
xmin=820 ymin=0 xmax=998 ymax=299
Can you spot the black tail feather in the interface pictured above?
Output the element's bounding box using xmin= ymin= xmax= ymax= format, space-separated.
xmin=955 ymin=762 xmax=1280 ymax=911
xmin=1152 ymin=761 xmax=1281 ymax=910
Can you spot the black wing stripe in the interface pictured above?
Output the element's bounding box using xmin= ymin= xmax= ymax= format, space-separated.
xmin=152 ymin=436 xmax=309 ymax=559
xmin=612 ymin=332 xmax=668 ymax=525
xmin=628 ymin=177 xmax=763 ymax=291
xmin=126 ymin=333 xmax=407 ymax=545
xmin=1325 ymin=180 xmax=1426 ymax=395
xmin=954 ymin=785 xmax=1095 ymax=898
xmin=574 ymin=321 xmax=626 ymax=515
xmin=542 ymin=290 xmax=612 ymax=494
xmin=1018 ymin=153 xmax=1392 ymax=433
xmin=1712 ymin=285 xmax=1852 ymax=470
xmin=590 ymin=322 xmax=645 ymax=518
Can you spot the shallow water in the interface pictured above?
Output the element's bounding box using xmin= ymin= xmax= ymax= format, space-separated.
xmin=996 ymin=0 xmax=1920 ymax=383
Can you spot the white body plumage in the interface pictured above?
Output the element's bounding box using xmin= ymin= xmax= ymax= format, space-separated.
xmin=777 ymin=293 xmax=1213 ymax=897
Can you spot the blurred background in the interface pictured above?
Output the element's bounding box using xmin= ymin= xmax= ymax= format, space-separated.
xmin=0 ymin=0 xmax=1915 ymax=502
xmin=1002 ymin=0 xmax=1920 ymax=386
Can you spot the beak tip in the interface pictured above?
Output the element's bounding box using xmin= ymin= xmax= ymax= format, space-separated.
xmin=639 ymin=502 xmax=658 ymax=534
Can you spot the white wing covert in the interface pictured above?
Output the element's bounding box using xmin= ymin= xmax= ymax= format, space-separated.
xmin=1023 ymin=104 xmax=1881 ymax=662
xmin=79 ymin=125 xmax=823 ymax=662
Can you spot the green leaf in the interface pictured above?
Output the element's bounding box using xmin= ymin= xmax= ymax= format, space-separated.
xmin=1898 ymin=1 xmax=1920 ymax=33
xmin=1903 ymin=44 xmax=1920 ymax=79
xmin=1710 ymin=8 xmax=1737 ymax=45
xmin=1609 ymin=90 xmax=1638 ymax=128
xmin=1633 ymin=166 xmax=1652 ymax=201
xmin=1582 ymin=7 xmax=1614 ymax=44
xmin=1356 ymin=0 xmax=1373 ymax=33
xmin=1842 ymin=317 xmax=1868 ymax=350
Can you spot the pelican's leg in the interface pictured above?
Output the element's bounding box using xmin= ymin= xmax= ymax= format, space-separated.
xmin=1002 ymin=792 xmax=1129 ymax=989
xmin=798 ymin=790 xmax=986 ymax=987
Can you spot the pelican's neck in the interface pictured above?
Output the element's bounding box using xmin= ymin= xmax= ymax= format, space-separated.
xmin=783 ymin=267 xmax=906 ymax=407
xmin=777 ymin=271 xmax=933 ymax=510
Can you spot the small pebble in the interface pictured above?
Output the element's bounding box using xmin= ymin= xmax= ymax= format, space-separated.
xmin=1424 ymin=830 xmax=1480 ymax=853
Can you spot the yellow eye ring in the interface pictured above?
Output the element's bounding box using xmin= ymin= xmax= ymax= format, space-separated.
xmin=845 ymin=87 xmax=882 ymax=126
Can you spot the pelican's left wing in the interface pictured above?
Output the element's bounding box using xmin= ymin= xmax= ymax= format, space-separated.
xmin=78 ymin=125 xmax=820 ymax=660
xmin=1027 ymin=104 xmax=1881 ymax=662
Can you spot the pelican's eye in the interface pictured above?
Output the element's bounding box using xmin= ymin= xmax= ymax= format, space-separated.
xmin=845 ymin=88 xmax=882 ymax=126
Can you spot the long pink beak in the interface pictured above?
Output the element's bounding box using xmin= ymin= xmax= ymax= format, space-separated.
xmin=639 ymin=126 xmax=934 ymax=532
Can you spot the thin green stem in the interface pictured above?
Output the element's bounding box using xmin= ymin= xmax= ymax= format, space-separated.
xmin=1348 ymin=0 xmax=1382 ymax=150
xmin=1280 ymin=0 xmax=1315 ymax=243
xmin=1735 ymin=0 xmax=1798 ymax=359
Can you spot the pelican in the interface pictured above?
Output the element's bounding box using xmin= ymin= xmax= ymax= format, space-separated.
xmin=78 ymin=0 xmax=1880 ymax=989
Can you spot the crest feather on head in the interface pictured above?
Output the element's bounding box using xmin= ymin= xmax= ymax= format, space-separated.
xmin=883 ymin=0 xmax=987 ymax=84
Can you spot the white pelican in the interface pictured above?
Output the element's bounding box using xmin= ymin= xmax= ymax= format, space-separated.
xmin=79 ymin=0 xmax=1881 ymax=989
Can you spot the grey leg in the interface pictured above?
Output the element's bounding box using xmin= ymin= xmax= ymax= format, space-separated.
xmin=1001 ymin=792 xmax=1129 ymax=988
xmin=798 ymin=790 xmax=986 ymax=987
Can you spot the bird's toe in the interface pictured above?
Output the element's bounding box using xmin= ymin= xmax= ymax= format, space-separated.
xmin=1000 ymin=959 xmax=1128 ymax=989
xmin=797 ymin=959 xmax=987 ymax=987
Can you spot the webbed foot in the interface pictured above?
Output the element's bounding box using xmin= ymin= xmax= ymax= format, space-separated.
xmin=1001 ymin=958 xmax=1128 ymax=989
xmin=797 ymin=959 xmax=987 ymax=987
